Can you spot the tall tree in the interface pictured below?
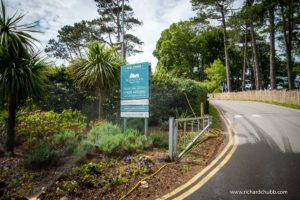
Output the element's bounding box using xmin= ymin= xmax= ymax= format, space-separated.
xmin=0 ymin=0 xmax=48 ymax=154
xmin=279 ymin=0 xmax=299 ymax=90
xmin=69 ymin=42 xmax=122 ymax=120
xmin=153 ymin=21 xmax=201 ymax=78
xmin=204 ymin=59 xmax=226 ymax=93
xmin=94 ymin=0 xmax=143 ymax=59
xmin=191 ymin=0 xmax=234 ymax=92
xmin=242 ymin=25 xmax=248 ymax=91
xmin=268 ymin=1 xmax=276 ymax=90
xmin=239 ymin=0 xmax=264 ymax=90
xmin=45 ymin=21 xmax=97 ymax=61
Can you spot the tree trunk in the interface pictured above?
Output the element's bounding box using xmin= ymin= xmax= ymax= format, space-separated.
xmin=250 ymin=21 xmax=261 ymax=90
xmin=6 ymin=93 xmax=17 ymax=155
xmin=280 ymin=0 xmax=293 ymax=90
xmin=287 ymin=0 xmax=293 ymax=90
xmin=269 ymin=5 xmax=276 ymax=90
xmin=220 ymin=6 xmax=231 ymax=92
xmin=242 ymin=25 xmax=248 ymax=91
xmin=98 ymin=87 xmax=104 ymax=120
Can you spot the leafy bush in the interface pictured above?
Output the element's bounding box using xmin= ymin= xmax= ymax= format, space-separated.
xmin=0 ymin=111 xmax=8 ymax=143
xmin=25 ymin=144 xmax=59 ymax=167
xmin=102 ymin=75 xmax=207 ymax=127
xmin=127 ymin=118 xmax=144 ymax=131
xmin=149 ymin=132 xmax=168 ymax=148
xmin=82 ymin=162 xmax=102 ymax=175
xmin=54 ymin=131 xmax=78 ymax=154
xmin=122 ymin=129 xmax=146 ymax=152
xmin=204 ymin=59 xmax=226 ymax=93
xmin=150 ymin=74 xmax=207 ymax=127
xmin=81 ymin=122 xmax=146 ymax=155
xmin=16 ymin=109 xmax=87 ymax=141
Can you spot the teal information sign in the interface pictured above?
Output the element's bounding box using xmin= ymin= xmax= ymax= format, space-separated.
xmin=120 ymin=62 xmax=150 ymax=118
xmin=121 ymin=62 xmax=150 ymax=100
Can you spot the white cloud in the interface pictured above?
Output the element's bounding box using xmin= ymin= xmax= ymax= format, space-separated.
xmin=5 ymin=0 xmax=195 ymax=69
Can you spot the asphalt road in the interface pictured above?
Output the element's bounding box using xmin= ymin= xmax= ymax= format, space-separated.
xmin=185 ymin=100 xmax=300 ymax=200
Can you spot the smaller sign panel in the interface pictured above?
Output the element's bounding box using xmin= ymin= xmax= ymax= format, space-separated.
xmin=121 ymin=105 xmax=149 ymax=112
xmin=121 ymin=112 xmax=149 ymax=118
xmin=121 ymin=99 xmax=149 ymax=105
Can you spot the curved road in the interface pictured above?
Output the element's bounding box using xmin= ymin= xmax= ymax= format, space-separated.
xmin=172 ymin=100 xmax=300 ymax=200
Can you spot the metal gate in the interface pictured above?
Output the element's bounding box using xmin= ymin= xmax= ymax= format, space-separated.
xmin=168 ymin=115 xmax=212 ymax=160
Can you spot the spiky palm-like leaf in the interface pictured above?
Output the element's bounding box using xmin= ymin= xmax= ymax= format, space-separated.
xmin=70 ymin=42 xmax=122 ymax=119
xmin=0 ymin=53 xmax=48 ymax=101
xmin=0 ymin=0 xmax=39 ymax=56
xmin=70 ymin=42 xmax=122 ymax=90
xmin=0 ymin=0 xmax=47 ymax=154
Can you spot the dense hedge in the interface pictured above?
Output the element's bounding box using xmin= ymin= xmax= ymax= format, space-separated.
xmin=103 ymin=74 xmax=207 ymax=127
xmin=150 ymin=74 xmax=207 ymax=126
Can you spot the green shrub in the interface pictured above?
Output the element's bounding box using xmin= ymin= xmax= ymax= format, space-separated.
xmin=16 ymin=109 xmax=86 ymax=141
xmin=122 ymin=129 xmax=146 ymax=152
xmin=25 ymin=144 xmax=59 ymax=167
xmin=79 ymin=174 xmax=98 ymax=188
xmin=54 ymin=131 xmax=78 ymax=154
xmin=0 ymin=111 xmax=8 ymax=142
xmin=96 ymin=133 xmax=123 ymax=154
xmin=81 ymin=122 xmax=146 ymax=155
xmin=127 ymin=118 xmax=144 ymax=130
xmin=102 ymin=75 xmax=207 ymax=126
xmin=82 ymin=162 xmax=102 ymax=175
xmin=150 ymin=74 xmax=207 ymax=127
xmin=149 ymin=132 xmax=168 ymax=148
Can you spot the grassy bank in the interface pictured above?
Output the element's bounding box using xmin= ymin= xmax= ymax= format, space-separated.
xmin=209 ymin=104 xmax=222 ymax=129
xmin=260 ymin=101 xmax=300 ymax=110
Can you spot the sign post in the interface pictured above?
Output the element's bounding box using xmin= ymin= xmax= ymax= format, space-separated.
xmin=120 ymin=62 xmax=151 ymax=138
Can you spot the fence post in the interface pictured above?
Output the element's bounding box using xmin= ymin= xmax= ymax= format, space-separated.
xmin=169 ymin=117 xmax=175 ymax=161
xmin=296 ymin=89 xmax=300 ymax=105
xmin=201 ymin=102 xmax=204 ymax=129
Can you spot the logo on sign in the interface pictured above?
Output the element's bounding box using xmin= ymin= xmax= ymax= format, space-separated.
xmin=129 ymin=73 xmax=140 ymax=79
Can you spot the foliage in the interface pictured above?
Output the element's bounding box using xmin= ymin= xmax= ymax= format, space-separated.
xmin=81 ymin=122 xmax=146 ymax=155
xmin=204 ymin=59 xmax=226 ymax=93
xmin=94 ymin=0 xmax=143 ymax=56
xmin=209 ymin=104 xmax=221 ymax=129
xmin=25 ymin=144 xmax=59 ymax=167
xmin=0 ymin=110 xmax=7 ymax=137
xmin=45 ymin=20 xmax=92 ymax=60
xmin=149 ymin=132 xmax=168 ymax=148
xmin=0 ymin=0 xmax=48 ymax=153
xmin=82 ymin=162 xmax=103 ymax=175
xmin=16 ymin=109 xmax=87 ymax=140
xmin=69 ymin=42 xmax=122 ymax=120
xmin=46 ymin=0 xmax=143 ymax=60
xmin=153 ymin=21 xmax=201 ymax=78
xmin=54 ymin=131 xmax=78 ymax=154
xmin=122 ymin=129 xmax=146 ymax=152
xmin=150 ymin=74 xmax=207 ymax=126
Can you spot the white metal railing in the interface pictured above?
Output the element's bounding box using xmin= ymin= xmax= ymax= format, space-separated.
xmin=168 ymin=115 xmax=212 ymax=161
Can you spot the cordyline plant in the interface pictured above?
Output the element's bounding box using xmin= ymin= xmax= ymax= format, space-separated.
xmin=0 ymin=0 xmax=48 ymax=154
xmin=69 ymin=42 xmax=122 ymax=120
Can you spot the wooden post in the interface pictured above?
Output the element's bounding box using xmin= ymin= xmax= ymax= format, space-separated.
xmin=201 ymin=102 xmax=204 ymax=129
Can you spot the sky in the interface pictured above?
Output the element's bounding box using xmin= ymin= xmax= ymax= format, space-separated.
xmin=6 ymin=0 xmax=196 ymax=69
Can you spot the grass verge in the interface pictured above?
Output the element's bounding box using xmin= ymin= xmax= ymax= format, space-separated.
xmin=260 ymin=101 xmax=300 ymax=110
xmin=209 ymin=104 xmax=222 ymax=129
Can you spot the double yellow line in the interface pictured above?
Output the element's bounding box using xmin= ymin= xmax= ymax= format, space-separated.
xmin=157 ymin=108 xmax=238 ymax=200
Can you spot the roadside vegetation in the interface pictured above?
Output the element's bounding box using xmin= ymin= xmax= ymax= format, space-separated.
xmin=260 ymin=101 xmax=300 ymax=111
xmin=1 ymin=0 xmax=299 ymax=199
xmin=209 ymin=105 xmax=222 ymax=129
